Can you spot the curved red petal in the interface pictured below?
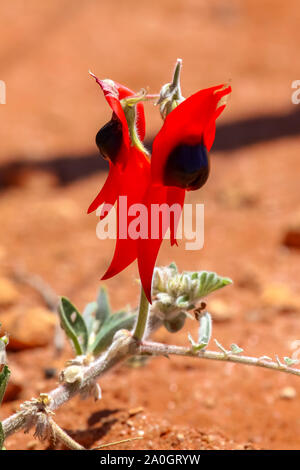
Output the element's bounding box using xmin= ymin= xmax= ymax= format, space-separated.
xmin=167 ymin=187 xmax=185 ymax=246
xmin=151 ymin=84 xmax=231 ymax=183
xmin=101 ymin=147 xmax=151 ymax=280
xmin=90 ymin=74 xmax=146 ymax=146
xmin=87 ymin=161 xmax=120 ymax=216
xmin=137 ymin=184 xmax=184 ymax=303
xmin=137 ymin=184 xmax=167 ymax=303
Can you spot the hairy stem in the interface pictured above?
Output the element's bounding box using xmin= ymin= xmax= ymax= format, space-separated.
xmin=2 ymin=335 xmax=300 ymax=445
xmin=133 ymin=287 xmax=150 ymax=341
xmin=49 ymin=418 xmax=85 ymax=450
xmin=2 ymin=333 xmax=136 ymax=440
xmin=139 ymin=341 xmax=300 ymax=377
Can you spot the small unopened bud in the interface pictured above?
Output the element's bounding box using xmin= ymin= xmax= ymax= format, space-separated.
xmin=157 ymin=58 xmax=185 ymax=120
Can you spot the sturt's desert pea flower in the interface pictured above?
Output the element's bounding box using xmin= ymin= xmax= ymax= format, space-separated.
xmin=88 ymin=61 xmax=231 ymax=303
xmin=87 ymin=73 xmax=151 ymax=279
xmin=137 ymin=60 xmax=231 ymax=302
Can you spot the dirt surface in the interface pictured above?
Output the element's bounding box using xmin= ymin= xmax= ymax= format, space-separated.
xmin=1 ymin=0 xmax=300 ymax=451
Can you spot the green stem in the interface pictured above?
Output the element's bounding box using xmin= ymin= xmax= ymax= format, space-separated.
xmin=171 ymin=58 xmax=182 ymax=90
xmin=133 ymin=287 xmax=150 ymax=341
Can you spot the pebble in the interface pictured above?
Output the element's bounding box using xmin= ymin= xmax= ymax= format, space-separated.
xmin=0 ymin=307 xmax=56 ymax=350
xmin=26 ymin=440 xmax=38 ymax=450
xmin=282 ymin=212 xmax=300 ymax=248
xmin=0 ymin=278 xmax=19 ymax=307
xmin=128 ymin=406 xmax=144 ymax=417
xmin=209 ymin=299 xmax=234 ymax=322
xmin=261 ymin=284 xmax=300 ymax=312
xmin=279 ymin=386 xmax=297 ymax=400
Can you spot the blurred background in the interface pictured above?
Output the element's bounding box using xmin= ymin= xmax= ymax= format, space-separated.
xmin=1 ymin=0 xmax=300 ymax=450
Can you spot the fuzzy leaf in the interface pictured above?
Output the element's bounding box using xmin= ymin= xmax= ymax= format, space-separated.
xmin=59 ymin=297 xmax=88 ymax=355
xmin=284 ymin=356 xmax=298 ymax=366
xmin=194 ymin=271 xmax=232 ymax=298
xmin=197 ymin=312 xmax=212 ymax=349
xmin=82 ymin=301 xmax=98 ymax=335
xmin=168 ymin=262 xmax=178 ymax=272
xmin=89 ymin=312 xmax=136 ymax=355
xmin=0 ymin=365 xmax=10 ymax=406
xmin=96 ymin=287 xmax=111 ymax=325
xmin=230 ymin=344 xmax=243 ymax=355
xmin=0 ymin=341 xmax=6 ymax=366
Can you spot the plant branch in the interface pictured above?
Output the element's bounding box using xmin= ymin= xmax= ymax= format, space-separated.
xmin=2 ymin=334 xmax=300 ymax=446
xmin=2 ymin=332 xmax=136 ymax=440
xmin=138 ymin=341 xmax=300 ymax=377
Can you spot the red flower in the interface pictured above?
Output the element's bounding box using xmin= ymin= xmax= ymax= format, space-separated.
xmin=87 ymin=74 xmax=151 ymax=278
xmin=137 ymin=83 xmax=231 ymax=302
xmin=88 ymin=65 xmax=231 ymax=304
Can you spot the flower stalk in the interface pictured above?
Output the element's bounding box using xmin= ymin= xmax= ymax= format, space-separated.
xmin=133 ymin=286 xmax=150 ymax=341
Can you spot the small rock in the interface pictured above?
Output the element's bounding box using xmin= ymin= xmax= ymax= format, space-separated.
xmin=261 ymin=284 xmax=300 ymax=312
xmin=282 ymin=213 xmax=300 ymax=248
xmin=0 ymin=307 xmax=56 ymax=350
xmin=137 ymin=430 xmax=145 ymax=437
xmin=203 ymin=397 xmax=216 ymax=409
xmin=279 ymin=386 xmax=297 ymax=400
xmin=209 ymin=299 xmax=234 ymax=322
xmin=235 ymin=444 xmax=246 ymax=450
xmin=128 ymin=406 xmax=144 ymax=417
xmin=26 ymin=440 xmax=38 ymax=450
xmin=176 ymin=433 xmax=184 ymax=442
xmin=0 ymin=278 xmax=19 ymax=307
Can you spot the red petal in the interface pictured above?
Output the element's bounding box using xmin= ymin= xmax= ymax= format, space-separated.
xmin=87 ymin=161 xmax=119 ymax=217
xmin=167 ymin=187 xmax=185 ymax=246
xmin=137 ymin=185 xmax=185 ymax=303
xmin=151 ymin=84 xmax=231 ymax=183
xmin=102 ymin=147 xmax=151 ymax=279
xmin=90 ymin=74 xmax=146 ymax=145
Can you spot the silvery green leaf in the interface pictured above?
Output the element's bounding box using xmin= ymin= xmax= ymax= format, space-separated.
xmin=89 ymin=311 xmax=136 ymax=355
xmin=284 ymin=356 xmax=298 ymax=366
xmin=96 ymin=287 xmax=111 ymax=325
xmin=59 ymin=297 xmax=88 ymax=355
xmin=82 ymin=301 xmax=98 ymax=336
xmin=168 ymin=262 xmax=178 ymax=272
xmin=0 ymin=365 xmax=10 ymax=406
xmin=0 ymin=340 xmax=6 ymax=366
xmin=230 ymin=344 xmax=243 ymax=354
xmin=163 ymin=312 xmax=186 ymax=333
xmin=188 ymin=332 xmax=197 ymax=348
xmin=197 ymin=312 xmax=212 ymax=349
xmin=196 ymin=271 xmax=232 ymax=298
xmin=175 ymin=295 xmax=190 ymax=309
